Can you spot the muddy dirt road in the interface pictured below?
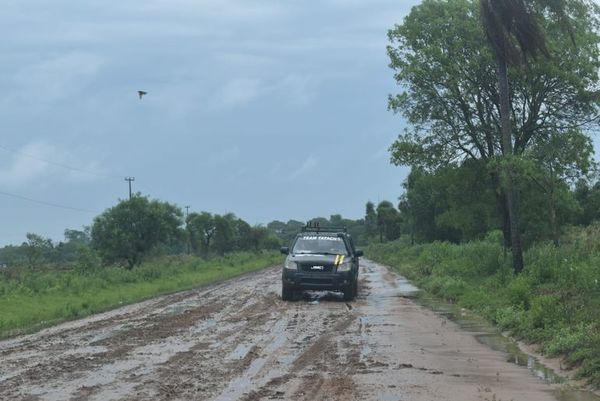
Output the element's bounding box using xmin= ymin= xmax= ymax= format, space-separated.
xmin=0 ymin=260 xmax=577 ymax=401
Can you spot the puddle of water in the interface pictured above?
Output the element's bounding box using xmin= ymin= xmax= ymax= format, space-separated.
xmin=158 ymin=297 xmax=205 ymax=317
xmin=226 ymin=343 xmax=252 ymax=361
xmin=375 ymin=391 xmax=402 ymax=401
xmin=394 ymin=278 xmax=421 ymax=298
xmin=89 ymin=325 xmax=126 ymax=344
xmin=359 ymin=316 xmax=372 ymax=360
xmin=303 ymin=291 xmax=344 ymax=303
xmin=554 ymin=388 xmax=600 ymax=401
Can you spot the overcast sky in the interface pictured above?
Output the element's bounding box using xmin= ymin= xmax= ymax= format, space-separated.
xmin=0 ymin=0 xmax=425 ymax=245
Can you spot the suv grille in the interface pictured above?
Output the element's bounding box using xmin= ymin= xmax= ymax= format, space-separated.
xmin=299 ymin=263 xmax=335 ymax=273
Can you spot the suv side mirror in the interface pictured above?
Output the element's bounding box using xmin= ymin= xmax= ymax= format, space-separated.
xmin=355 ymin=249 xmax=364 ymax=257
xmin=280 ymin=247 xmax=289 ymax=255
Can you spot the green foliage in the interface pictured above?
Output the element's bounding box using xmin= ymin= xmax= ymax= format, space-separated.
xmin=186 ymin=211 xmax=216 ymax=255
xmin=388 ymin=0 xmax=600 ymax=168
xmin=376 ymin=201 xmax=402 ymax=242
xmin=212 ymin=214 xmax=235 ymax=255
xmin=366 ymin=225 xmax=600 ymax=385
xmin=91 ymin=196 xmax=184 ymax=268
xmin=267 ymin=219 xmax=305 ymax=246
xmin=364 ymin=202 xmax=378 ymax=240
xmin=75 ymin=247 xmax=102 ymax=273
xmin=574 ymin=180 xmax=600 ymax=225
xmin=23 ymin=233 xmax=55 ymax=269
xmin=186 ymin=212 xmax=277 ymax=256
xmin=504 ymin=276 xmax=531 ymax=309
xmin=400 ymin=162 xmax=498 ymax=243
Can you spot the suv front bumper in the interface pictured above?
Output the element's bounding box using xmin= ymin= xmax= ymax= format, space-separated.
xmin=282 ymin=269 xmax=354 ymax=291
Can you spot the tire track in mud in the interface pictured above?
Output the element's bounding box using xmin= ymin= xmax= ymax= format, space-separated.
xmin=0 ymin=261 xmax=585 ymax=401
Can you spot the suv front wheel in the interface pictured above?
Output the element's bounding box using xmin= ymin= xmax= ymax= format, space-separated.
xmin=282 ymin=284 xmax=294 ymax=301
xmin=343 ymin=281 xmax=356 ymax=301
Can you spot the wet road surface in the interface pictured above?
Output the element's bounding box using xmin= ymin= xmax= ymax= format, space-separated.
xmin=0 ymin=260 xmax=581 ymax=401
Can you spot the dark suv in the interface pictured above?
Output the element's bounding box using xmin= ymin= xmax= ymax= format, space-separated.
xmin=280 ymin=225 xmax=363 ymax=301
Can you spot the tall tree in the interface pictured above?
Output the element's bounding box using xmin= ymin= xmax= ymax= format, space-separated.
xmin=212 ymin=214 xmax=236 ymax=255
xmin=365 ymin=202 xmax=378 ymax=240
xmin=376 ymin=201 xmax=402 ymax=242
xmin=186 ymin=212 xmax=216 ymax=256
xmin=23 ymin=233 xmax=54 ymax=269
xmin=480 ymin=0 xmax=581 ymax=271
xmin=91 ymin=196 xmax=183 ymax=268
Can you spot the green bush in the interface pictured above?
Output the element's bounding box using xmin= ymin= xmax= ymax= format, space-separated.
xmin=545 ymin=324 xmax=593 ymax=357
xmin=494 ymin=306 xmax=526 ymax=330
xmin=504 ymin=276 xmax=531 ymax=309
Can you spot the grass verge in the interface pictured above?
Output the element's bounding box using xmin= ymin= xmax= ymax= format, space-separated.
xmin=0 ymin=251 xmax=282 ymax=339
xmin=365 ymin=226 xmax=600 ymax=387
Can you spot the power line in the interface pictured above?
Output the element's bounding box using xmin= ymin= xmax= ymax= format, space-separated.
xmin=0 ymin=190 xmax=99 ymax=214
xmin=0 ymin=144 xmax=123 ymax=179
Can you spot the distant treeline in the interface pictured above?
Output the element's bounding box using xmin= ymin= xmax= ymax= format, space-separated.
xmin=267 ymin=215 xmax=367 ymax=247
xmin=0 ymin=196 xmax=371 ymax=270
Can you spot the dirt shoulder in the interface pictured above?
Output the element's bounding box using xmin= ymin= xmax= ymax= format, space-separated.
xmin=0 ymin=260 xmax=590 ymax=401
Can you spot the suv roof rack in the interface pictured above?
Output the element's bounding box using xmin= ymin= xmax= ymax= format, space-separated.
xmin=301 ymin=222 xmax=347 ymax=234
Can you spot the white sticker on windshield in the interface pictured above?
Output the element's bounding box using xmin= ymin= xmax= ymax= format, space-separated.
xmin=302 ymin=236 xmax=342 ymax=241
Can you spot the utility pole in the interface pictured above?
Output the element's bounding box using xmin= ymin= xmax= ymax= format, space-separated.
xmin=124 ymin=177 xmax=135 ymax=200
xmin=185 ymin=205 xmax=191 ymax=255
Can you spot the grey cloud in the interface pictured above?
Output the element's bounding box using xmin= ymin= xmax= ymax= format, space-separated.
xmin=0 ymin=141 xmax=104 ymax=189
xmin=11 ymin=52 xmax=106 ymax=102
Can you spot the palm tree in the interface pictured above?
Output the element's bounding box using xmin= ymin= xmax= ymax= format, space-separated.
xmin=480 ymin=0 xmax=572 ymax=273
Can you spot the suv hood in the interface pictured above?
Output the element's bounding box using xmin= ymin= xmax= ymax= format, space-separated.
xmin=288 ymin=254 xmax=346 ymax=263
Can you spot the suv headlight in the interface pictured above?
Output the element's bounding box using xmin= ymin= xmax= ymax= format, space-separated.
xmin=337 ymin=260 xmax=351 ymax=271
xmin=284 ymin=259 xmax=297 ymax=270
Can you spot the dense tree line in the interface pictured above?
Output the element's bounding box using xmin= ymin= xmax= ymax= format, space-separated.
xmin=0 ymin=196 xmax=281 ymax=270
xmin=0 ymin=229 xmax=92 ymax=269
xmin=386 ymin=165 xmax=600 ymax=247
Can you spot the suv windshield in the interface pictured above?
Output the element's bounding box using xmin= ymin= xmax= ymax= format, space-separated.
xmin=292 ymin=235 xmax=348 ymax=255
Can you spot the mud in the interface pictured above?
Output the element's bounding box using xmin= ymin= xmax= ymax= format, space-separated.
xmin=0 ymin=260 xmax=597 ymax=401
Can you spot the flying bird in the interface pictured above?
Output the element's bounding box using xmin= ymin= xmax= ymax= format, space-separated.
xmin=138 ymin=90 xmax=147 ymax=99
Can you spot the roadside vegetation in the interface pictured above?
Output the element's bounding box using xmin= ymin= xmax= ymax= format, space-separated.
xmin=0 ymin=196 xmax=288 ymax=338
xmin=0 ymin=251 xmax=280 ymax=338
xmin=366 ymin=226 xmax=600 ymax=386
